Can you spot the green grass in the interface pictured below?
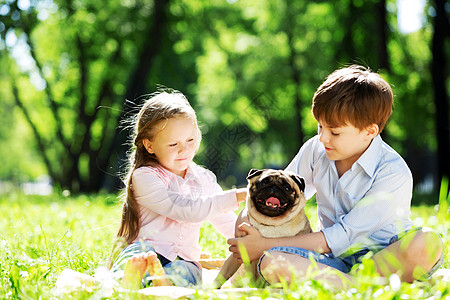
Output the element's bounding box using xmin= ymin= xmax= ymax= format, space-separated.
xmin=0 ymin=191 xmax=448 ymax=299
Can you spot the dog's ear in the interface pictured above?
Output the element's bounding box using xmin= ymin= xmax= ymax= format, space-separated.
xmin=247 ymin=169 xmax=264 ymax=180
xmin=290 ymin=174 xmax=305 ymax=192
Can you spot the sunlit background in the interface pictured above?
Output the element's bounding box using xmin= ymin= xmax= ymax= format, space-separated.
xmin=0 ymin=0 xmax=448 ymax=204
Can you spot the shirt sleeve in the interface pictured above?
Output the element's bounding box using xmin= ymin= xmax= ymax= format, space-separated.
xmin=205 ymin=171 xmax=238 ymax=238
xmin=321 ymin=166 xmax=413 ymax=257
xmin=209 ymin=211 xmax=238 ymax=239
xmin=285 ymin=136 xmax=318 ymax=200
xmin=132 ymin=169 xmax=239 ymax=223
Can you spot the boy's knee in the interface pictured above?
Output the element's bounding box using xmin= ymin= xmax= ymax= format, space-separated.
xmin=259 ymin=252 xmax=287 ymax=283
xmin=259 ymin=253 xmax=274 ymax=274
xmin=259 ymin=254 xmax=271 ymax=283
xmin=420 ymin=228 xmax=443 ymax=258
xmin=405 ymin=228 xmax=443 ymax=263
xmin=259 ymin=251 xmax=306 ymax=284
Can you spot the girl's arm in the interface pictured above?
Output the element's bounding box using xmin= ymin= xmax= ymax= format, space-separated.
xmin=227 ymin=223 xmax=331 ymax=263
xmin=133 ymin=168 xmax=241 ymax=223
xmin=209 ymin=189 xmax=247 ymax=238
xmin=209 ymin=212 xmax=237 ymax=239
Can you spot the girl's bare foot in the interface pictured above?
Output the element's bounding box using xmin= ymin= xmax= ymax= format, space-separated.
xmin=122 ymin=252 xmax=149 ymax=289
xmin=147 ymin=252 xmax=172 ymax=286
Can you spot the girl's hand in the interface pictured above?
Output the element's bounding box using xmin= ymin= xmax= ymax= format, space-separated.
xmin=235 ymin=188 xmax=247 ymax=204
xmin=227 ymin=222 xmax=267 ymax=263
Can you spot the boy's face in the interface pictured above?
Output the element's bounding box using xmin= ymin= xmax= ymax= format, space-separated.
xmin=317 ymin=120 xmax=378 ymax=172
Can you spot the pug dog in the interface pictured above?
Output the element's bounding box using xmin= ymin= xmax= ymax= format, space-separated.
xmin=213 ymin=168 xmax=312 ymax=288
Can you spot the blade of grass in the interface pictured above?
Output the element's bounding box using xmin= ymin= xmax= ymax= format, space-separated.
xmin=40 ymin=224 xmax=51 ymax=263
xmin=237 ymin=242 xmax=250 ymax=265
xmin=438 ymin=177 xmax=449 ymax=222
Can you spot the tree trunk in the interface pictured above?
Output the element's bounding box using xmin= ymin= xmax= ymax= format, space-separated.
xmin=285 ymin=1 xmax=304 ymax=149
xmin=375 ymin=0 xmax=390 ymax=142
xmin=106 ymin=0 xmax=170 ymax=190
xmin=376 ymin=0 xmax=390 ymax=72
xmin=431 ymin=0 xmax=450 ymax=188
xmin=335 ymin=0 xmax=357 ymax=64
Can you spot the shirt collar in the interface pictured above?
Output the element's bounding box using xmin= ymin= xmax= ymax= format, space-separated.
xmin=354 ymin=135 xmax=382 ymax=177
xmin=184 ymin=164 xmax=195 ymax=180
xmin=157 ymin=164 xmax=194 ymax=180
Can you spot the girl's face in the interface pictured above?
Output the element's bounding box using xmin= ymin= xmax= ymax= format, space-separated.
xmin=143 ymin=117 xmax=197 ymax=178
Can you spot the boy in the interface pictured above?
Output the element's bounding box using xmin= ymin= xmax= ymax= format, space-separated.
xmin=228 ymin=65 xmax=444 ymax=288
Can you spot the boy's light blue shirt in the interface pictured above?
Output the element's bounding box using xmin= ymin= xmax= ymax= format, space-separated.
xmin=286 ymin=135 xmax=413 ymax=257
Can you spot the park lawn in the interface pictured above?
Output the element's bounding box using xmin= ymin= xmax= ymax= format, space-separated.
xmin=0 ymin=192 xmax=448 ymax=299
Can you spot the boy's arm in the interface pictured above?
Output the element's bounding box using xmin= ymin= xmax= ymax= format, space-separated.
xmin=322 ymin=169 xmax=413 ymax=257
xmin=227 ymin=223 xmax=331 ymax=263
xmin=229 ymin=162 xmax=413 ymax=260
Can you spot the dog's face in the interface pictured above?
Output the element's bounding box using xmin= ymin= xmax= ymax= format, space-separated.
xmin=246 ymin=168 xmax=306 ymax=219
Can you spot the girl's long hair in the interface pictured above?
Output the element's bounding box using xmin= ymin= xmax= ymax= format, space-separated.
xmin=107 ymin=91 xmax=201 ymax=268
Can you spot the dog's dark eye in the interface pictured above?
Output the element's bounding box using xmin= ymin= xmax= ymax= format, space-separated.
xmin=283 ymin=184 xmax=293 ymax=193
xmin=260 ymin=178 xmax=270 ymax=186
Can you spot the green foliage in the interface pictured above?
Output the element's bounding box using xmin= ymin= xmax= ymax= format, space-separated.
xmin=0 ymin=0 xmax=178 ymax=191
xmin=0 ymin=192 xmax=448 ymax=298
xmin=0 ymin=0 xmax=448 ymax=196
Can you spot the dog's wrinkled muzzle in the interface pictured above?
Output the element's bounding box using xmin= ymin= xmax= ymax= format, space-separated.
xmin=252 ymin=184 xmax=294 ymax=217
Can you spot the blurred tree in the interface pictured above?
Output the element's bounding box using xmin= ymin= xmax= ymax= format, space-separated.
xmin=1 ymin=0 xmax=171 ymax=192
xmin=193 ymin=0 xmax=332 ymax=179
xmin=0 ymin=0 xmax=447 ymax=196
xmin=383 ymin=0 xmax=448 ymax=194
xmin=333 ymin=0 xmax=388 ymax=71
xmin=430 ymin=0 xmax=450 ymax=186
xmin=375 ymin=0 xmax=390 ymax=71
xmin=108 ymin=0 xmax=169 ymax=189
xmin=194 ymin=0 xmax=395 ymax=182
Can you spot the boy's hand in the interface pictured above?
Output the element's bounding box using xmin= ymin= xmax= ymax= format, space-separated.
xmin=227 ymin=222 xmax=267 ymax=263
xmin=235 ymin=226 xmax=248 ymax=238
xmin=234 ymin=206 xmax=249 ymax=237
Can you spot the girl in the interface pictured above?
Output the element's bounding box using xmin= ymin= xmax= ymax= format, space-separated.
xmin=108 ymin=90 xmax=247 ymax=289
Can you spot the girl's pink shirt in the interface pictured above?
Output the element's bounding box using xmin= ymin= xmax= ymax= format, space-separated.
xmin=132 ymin=163 xmax=239 ymax=264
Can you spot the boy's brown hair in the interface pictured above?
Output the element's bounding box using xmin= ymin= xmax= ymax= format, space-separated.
xmin=312 ymin=65 xmax=393 ymax=132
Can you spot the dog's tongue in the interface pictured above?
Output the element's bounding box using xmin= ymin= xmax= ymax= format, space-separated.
xmin=266 ymin=197 xmax=281 ymax=208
